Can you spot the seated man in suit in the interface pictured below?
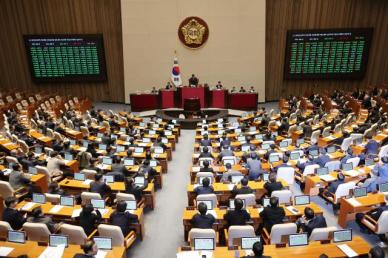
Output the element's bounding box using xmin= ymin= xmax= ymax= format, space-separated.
xmin=242 ymin=241 xmax=271 ymax=258
xmin=273 ymin=155 xmax=292 ymax=173
xmin=194 ymin=177 xmax=214 ymax=196
xmin=303 ymin=121 xmax=313 ymax=139
xmin=296 ymin=154 xmax=315 ymax=171
xmin=199 ymin=160 xmax=214 ymax=173
xmin=200 ymin=134 xmax=212 ymax=147
xmin=259 ymin=197 xmax=285 ymax=232
xmin=110 ymin=200 xmax=138 ymax=236
xmin=27 ymin=206 xmax=60 ymax=233
xmin=264 ymin=144 xmax=276 ymax=160
xmin=199 ymin=146 xmax=213 ymax=159
xmin=220 ymin=163 xmax=243 ymax=183
xmin=314 ymin=148 xmax=331 ymax=167
xmin=218 ymin=145 xmax=234 ymax=160
xmin=191 ymin=202 xmax=215 ymax=229
xmin=220 ymin=134 xmax=231 ymax=148
xmin=189 ymin=74 xmax=199 ymax=87
xmin=232 ymin=177 xmax=254 ymax=196
xmin=356 ymin=202 xmax=388 ymax=233
xmin=2 ymin=196 xmax=26 ymax=230
xmin=138 ymin=159 xmax=157 ymax=183
xmin=364 ymin=134 xmax=379 ymax=156
xmin=296 ymin=207 xmax=327 ymax=237
xmin=73 ymin=240 xmax=98 ymax=258
xmin=278 ymin=118 xmax=290 ymax=135
xmin=223 ymin=198 xmax=251 ymax=228
xmin=9 ymin=163 xmax=31 ymax=190
xmin=368 ymin=246 xmax=385 ymax=258
xmin=263 ymin=173 xmax=283 ymax=197
xmin=90 ymin=173 xmax=112 ymax=198
xmin=340 ymin=148 xmax=356 ymax=164
xmin=360 ymin=157 xmax=388 ymax=192
xmin=247 ymin=153 xmax=262 ymax=180
xmin=106 ymin=156 xmax=126 ymax=182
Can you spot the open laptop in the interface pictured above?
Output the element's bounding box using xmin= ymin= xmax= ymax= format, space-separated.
xmin=262 ymin=173 xmax=269 ymax=182
xmin=342 ymin=162 xmax=359 ymax=177
xmin=97 ymin=133 xmax=104 ymax=138
xmin=116 ymin=145 xmax=125 ymax=152
xmin=34 ymin=147 xmax=42 ymax=154
xmin=93 ymin=237 xmax=112 ymax=250
xmin=288 ymin=233 xmax=308 ymax=247
xmin=103 ymin=157 xmax=113 ymax=165
xmin=379 ymin=182 xmax=388 ymax=193
xmin=134 ymin=176 xmax=145 ymax=187
xmin=98 ymin=144 xmax=107 ymax=151
xmin=142 ymin=138 xmax=151 ymax=143
xmin=261 ymin=143 xmax=270 ymax=150
xmin=279 ymin=141 xmax=288 ymax=148
xmin=7 ymin=230 xmax=25 ymax=244
xmin=290 ymin=152 xmax=300 ymax=161
xmin=223 ymin=159 xmax=236 ymax=166
xmin=327 ymin=146 xmax=336 ymax=154
xmin=365 ymin=159 xmax=375 ymax=168
xmin=193 ymin=238 xmax=215 ymax=251
xmin=229 ymin=199 xmax=246 ymax=210
xmin=294 ymin=195 xmax=310 ymax=206
xmin=91 ymin=199 xmax=105 ymax=209
xmin=154 ymin=147 xmax=164 ymax=154
xmin=32 ymin=193 xmax=46 ymax=204
xmin=49 ymin=234 xmax=68 ymax=247
xmin=198 ymin=200 xmax=213 ymax=210
xmin=316 ymin=167 xmax=329 ymax=176
xmin=125 ymin=200 xmax=137 ymax=211
xmin=150 ymin=160 xmax=158 ymax=167
xmin=74 ymin=173 xmax=85 ymax=181
xmin=148 ymin=130 xmax=156 ymax=135
xmin=353 ymin=187 xmax=367 ymax=198
xmin=69 ymin=139 xmax=76 ymax=146
xmin=64 ymin=153 xmax=73 ymax=161
xmin=28 ymin=166 xmax=38 ymax=175
xmin=134 ymin=147 xmax=144 ymax=153
xmin=262 ymin=198 xmax=270 ymax=207
xmin=165 ymin=130 xmax=172 ymax=136
xmin=124 ymin=158 xmax=135 ymax=166
xmin=296 ymin=138 xmax=305 ymax=147
xmin=309 ymin=149 xmax=318 ymax=157
xmin=231 ymin=175 xmax=244 ymax=184
xmin=269 ymin=155 xmax=280 ymax=163
xmin=241 ymin=237 xmax=261 ymax=250
xmin=103 ymin=175 xmax=114 ymax=184
xmin=255 ymin=134 xmax=263 ymax=140
xmin=333 ymin=229 xmax=352 ymax=243
xmin=242 ymin=145 xmax=250 ymax=152
xmin=60 ymin=196 xmax=75 ymax=207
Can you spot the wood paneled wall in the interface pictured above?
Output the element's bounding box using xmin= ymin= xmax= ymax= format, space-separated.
xmin=266 ymin=0 xmax=388 ymax=101
xmin=0 ymin=0 xmax=124 ymax=102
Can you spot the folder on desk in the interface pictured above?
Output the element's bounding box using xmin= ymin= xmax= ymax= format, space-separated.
xmin=337 ymin=244 xmax=358 ymax=257
xmin=346 ymin=198 xmax=362 ymax=207
xmin=0 ymin=247 xmax=14 ymax=256
xmin=319 ymin=175 xmax=336 ymax=182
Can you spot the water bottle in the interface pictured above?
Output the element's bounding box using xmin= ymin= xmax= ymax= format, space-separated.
xmin=234 ymin=250 xmax=240 ymax=258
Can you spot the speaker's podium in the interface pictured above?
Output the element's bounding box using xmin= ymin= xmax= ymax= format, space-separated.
xmin=179 ymin=86 xmax=208 ymax=108
xmin=183 ymin=98 xmax=201 ymax=112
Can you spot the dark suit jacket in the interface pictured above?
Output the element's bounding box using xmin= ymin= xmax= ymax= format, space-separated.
xmin=110 ymin=211 xmax=138 ymax=236
xmin=73 ymin=254 xmax=95 ymax=258
xmin=191 ymin=213 xmax=216 ymax=229
xmin=303 ymin=215 xmax=327 ymax=236
xmin=303 ymin=125 xmax=313 ymax=138
xmin=194 ymin=186 xmax=214 ymax=195
xmin=200 ymin=139 xmax=212 ymax=146
xmin=79 ymin=210 xmax=101 ymax=236
xmin=199 ymin=167 xmax=214 ymax=172
xmin=2 ymin=207 xmax=26 ymax=230
xmin=264 ymin=182 xmax=283 ymax=197
xmin=90 ymin=181 xmax=112 ymax=197
xmin=199 ymin=152 xmax=213 ymax=159
xmin=26 ymin=216 xmax=56 ymax=233
xmin=259 ymin=206 xmax=285 ymax=231
xmin=232 ymin=186 xmax=254 ymax=196
xmin=223 ymin=209 xmax=251 ymax=228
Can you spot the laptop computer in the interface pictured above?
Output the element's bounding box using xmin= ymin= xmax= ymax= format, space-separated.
xmin=288 ymin=233 xmax=308 ymax=247
xmin=279 ymin=141 xmax=288 ymax=148
xmin=64 ymin=153 xmax=73 ymax=161
xmin=135 ymin=147 xmax=144 ymax=153
xmin=316 ymin=167 xmax=329 ymax=176
xmin=60 ymin=196 xmax=75 ymax=207
xmin=197 ymin=200 xmax=213 ymax=210
xmin=124 ymin=159 xmax=135 ymax=166
xmin=69 ymin=140 xmax=76 ymax=146
xmin=148 ymin=130 xmax=156 ymax=135
xmin=93 ymin=237 xmax=112 ymax=250
xmin=365 ymin=159 xmax=375 ymax=167
xmin=116 ymin=145 xmax=125 ymax=152
xmin=154 ymin=147 xmax=164 ymax=154
xmin=231 ymin=175 xmax=244 ymax=184
xmin=193 ymin=238 xmax=215 ymax=251
xmin=91 ymin=199 xmax=105 ymax=209
xmin=342 ymin=162 xmax=353 ymax=171
xmin=255 ymin=134 xmax=263 ymax=140
xmin=379 ymin=182 xmax=388 ymax=193
xmin=142 ymin=138 xmax=151 ymax=143
xmin=125 ymin=200 xmax=137 ymax=211
xmin=150 ymin=160 xmax=158 ymax=167
xmin=49 ymin=234 xmax=68 ymax=247
xmin=294 ymin=195 xmax=310 ymax=206
xmin=353 ymin=187 xmax=367 ymax=198
xmin=327 ymin=146 xmax=336 ymax=154
xmin=74 ymin=173 xmax=85 ymax=181
xmin=269 ymin=155 xmax=280 ymax=163
xmin=103 ymin=157 xmax=112 ymax=165
xmin=262 ymin=198 xmax=270 ymax=207
xmin=97 ymin=133 xmax=104 ymax=138
xmin=309 ymin=149 xmax=318 ymax=157
xmin=242 ymin=145 xmax=250 ymax=152
xmin=98 ymin=144 xmax=107 ymax=151
xmin=261 ymin=144 xmax=270 ymax=150
xmin=32 ymin=193 xmax=46 ymax=204
xmin=296 ymin=138 xmax=304 ymax=147
xmin=241 ymin=237 xmax=261 ymax=250
xmin=262 ymin=173 xmax=269 ymax=182
xmin=223 ymin=159 xmax=236 ymax=166
xmin=165 ymin=130 xmax=172 ymax=136
xmin=333 ymin=229 xmax=352 ymax=243
xmin=134 ymin=176 xmax=145 ymax=186
xmin=7 ymin=230 xmax=25 ymax=244
xmin=290 ymin=152 xmax=300 ymax=160
xmin=34 ymin=147 xmax=42 ymax=154
xmin=28 ymin=166 xmax=38 ymax=175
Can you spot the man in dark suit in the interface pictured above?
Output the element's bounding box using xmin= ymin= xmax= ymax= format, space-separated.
xmin=264 ymin=173 xmax=283 ymax=197
xmin=223 ymin=199 xmax=251 ymax=228
xmin=2 ymin=196 xmax=26 ymax=230
xmin=314 ymin=148 xmax=331 ymax=167
xmin=296 ymin=207 xmax=327 ymax=237
xmin=303 ymin=121 xmax=313 ymax=139
xmin=364 ymin=134 xmax=379 ymax=156
xmin=200 ymin=134 xmax=212 ymax=147
xmin=232 ymin=177 xmax=254 ymax=196
xmin=324 ymin=173 xmax=345 ymax=197
xmin=199 ymin=160 xmax=214 ymax=173
xmin=27 ymin=206 xmax=59 ymax=233
xmin=356 ymin=203 xmax=388 ymax=233
xmin=191 ymin=202 xmax=215 ymax=229
xmin=241 ymin=241 xmax=271 ymax=258
xmin=198 ymin=146 xmax=213 ymax=159
xmin=73 ymin=240 xmax=98 ymax=258
xmin=218 ymin=145 xmax=234 ymax=160
xmin=264 ymin=144 xmax=276 ymax=160
xmin=220 ymin=134 xmax=231 ymax=148
xmin=90 ymin=173 xmax=112 ymax=198
xmin=110 ymin=200 xmax=138 ymax=236
xmin=278 ymin=118 xmax=289 ymax=135
xmin=259 ymin=197 xmax=285 ymax=232
xmin=106 ymin=156 xmax=126 ymax=181
xmin=194 ymin=177 xmax=214 ymax=195
xmin=189 ymin=74 xmax=199 ymax=87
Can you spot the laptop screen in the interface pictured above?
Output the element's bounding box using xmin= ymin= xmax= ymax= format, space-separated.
xmin=139 ymin=122 xmax=145 ymax=127
xmin=34 ymin=147 xmax=42 ymax=154
xmin=83 ymin=141 xmax=89 ymax=148
xmin=290 ymin=152 xmax=300 ymax=160
xmin=142 ymin=138 xmax=151 ymax=143
xmin=269 ymin=155 xmax=280 ymax=163
xmin=124 ymin=159 xmax=135 ymax=166
xmin=93 ymin=237 xmax=112 ymax=250
xmin=231 ymin=175 xmax=244 ymax=184
xmin=134 ymin=176 xmax=145 ymax=186
xmin=342 ymin=162 xmax=353 ymax=171
xmin=150 ymin=160 xmax=158 ymax=167
xmin=120 ymin=127 xmax=126 ymax=132
xmin=327 ymin=146 xmax=336 ymax=154
xmin=241 ymin=145 xmax=250 ymax=152
xmin=229 ymin=199 xmax=246 ymax=210
xmin=148 ymin=130 xmax=156 ymax=135
xmin=74 ymin=173 xmax=85 ymax=181
xmin=197 ymin=200 xmax=213 ymax=210
xmin=69 ymin=140 xmax=76 ymax=146
xmin=353 ymin=187 xmax=367 ymax=198
xmin=99 ymin=144 xmax=107 ymax=150
xmin=379 ymin=182 xmax=388 ymax=193
xmin=125 ymin=200 xmax=137 ymax=210
xmin=223 ymin=159 xmax=235 ymax=166
xmin=365 ymin=159 xmax=375 ymax=167
xmin=237 ymin=136 xmax=246 ymax=142
xmin=8 ymin=230 xmax=25 ymax=244
xmin=32 ymin=193 xmax=46 ymax=204
xmin=154 ymin=147 xmax=164 ymax=154
xmin=165 ymin=130 xmax=172 ymax=136
xmin=309 ymin=149 xmax=318 ymax=157
xmin=279 ymin=141 xmax=288 ymax=148
xmin=263 ymin=173 xmax=269 ymax=182
xmin=91 ymin=199 xmax=105 ymax=209
xmin=294 ymin=195 xmax=310 ymax=206
xmin=49 ymin=234 xmax=68 ymax=247
xmin=28 ymin=166 xmax=37 ymax=175
xmin=262 ymin=198 xmax=270 ymax=207
xmin=102 ymin=157 xmax=112 ymax=165
xmin=116 ymin=145 xmax=125 ymax=152
xmin=235 ymin=128 xmax=242 ymax=134
xmin=249 ymin=126 xmax=256 ymax=132
xmin=333 ymin=229 xmax=352 ymax=243
xmin=97 ymin=133 xmax=104 ymax=138
xmin=288 ymin=233 xmax=308 ymax=247
xmin=296 ymin=138 xmax=305 ymax=146
xmin=161 ymin=138 xmax=168 ymax=144
xmin=261 ymin=144 xmax=270 ymax=150
xmin=135 ymin=147 xmax=144 ymax=153
xmin=60 ymin=196 xmax=74 ymax=207
xmin=64 ymin=153 xmax=73 ymax=161
xmin=194 ymin=238 xmax=215 ymax=251
xmin=103 ymin=175 xmax=114 ymax=183
xmin=241 ymin=237 xmax=261 ymax=250
xmin=255 ymin=134 xmax=263 ymax=140
xmin=316 ymin=167 xmax=329 ymax=176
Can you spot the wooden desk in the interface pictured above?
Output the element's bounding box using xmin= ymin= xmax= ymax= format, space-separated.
xmin=0 ymin=240 xmax=126 ymax=258
xmin=177 ymin=237 xmax=370 ymax=258
xmin=186 ymin=180 xmax=289 ymax=206
xmin=16 ymin=200 xmax=145 ymax=240
xmin=29 ymin=130 xmax=53 ymax=146
xmin=58 ymin=179 xmax=156 ymax=210
xmin=182 ymin=203 xmax=322 ymax=240
xmin=317 ymin=133 xmax=343 ymax=148
xmin=338 ymin=193 xmax=386 ymax=228
xmin=0 ymin=138 xmax=19 ymax=152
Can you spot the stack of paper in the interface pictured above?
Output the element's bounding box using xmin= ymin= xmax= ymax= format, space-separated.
xmin=319 ymin=175 xmax=336 ymax=182
xmin=176 ymin=251 xmax=213 ymax=258
xmin=344 ymin=170 xmax=360 ymax=177
xmin=337 ymin=244 xmax=358 ymax=257
xmin=286 ymin=206 xmax=299 ymax=215
xmin=192 ymin=167 xmax=200 ymax=172
xmin=82 ymin=179 xmax=93 ymax=185
xmin=95 ymin=250 xmax=108 ymax=258
xmin=0 ymin=247 xmax=14 ymax=256
xmin=21 ymin=202 xmax=37 ymax=211
xmin=346 ymin=198 xmax=362 ymax=207
xmin=38 ymin=246 xmax=65 ymax=258
xmin=71 ymin=208 xmax=82 ymax=218
xmin=49 ymin=205 xmax=63 ymax=214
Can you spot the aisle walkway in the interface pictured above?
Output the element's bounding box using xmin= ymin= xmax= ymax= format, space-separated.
xmin=126 ymin=130 xmax=195 ymax=258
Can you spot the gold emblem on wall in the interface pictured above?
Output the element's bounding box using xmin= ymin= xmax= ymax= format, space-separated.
xmin=178 ymin=16 xmax=209 ymax=49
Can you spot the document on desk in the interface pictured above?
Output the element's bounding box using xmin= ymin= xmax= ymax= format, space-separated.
xmin=206 ymin=210 xmax=217 ymax=218
xmin=192 ymin=166 xmax=200 ymax=172
xmin=39 ymin=246 xmax=65 ymax=258
xmin=326 ymin=135 xmax=336 ymax=140
xmin=193 ymin=154 xmax=200 ymax=158
xmin=95 ymin=250 xmax=108 ymax=258
xmin=82 ymin=179 xmax=93 ymax=185
xmin=319 ymin=175 xmax=336 ymax=182
xmin=21 ymin=202 xmax=37 ymax=211
xmin=343 ymin=170 xmax=360 ymax=177
xmin=177 ymin=251 xmax=213 ymax=258
xmin=346 ymin=198 xmax=362 ymax=207
xmin=71 ymin=208 xmax=82 ymax=218
xmin=98 ymin=208 xmax=109 ymax=215
xmin=286 ymin=206 xmax=300 ymax=215
xmin=337 ymin=244 xmax=358 ymax=257
xmin=49 ymin=205 xmax=63 ymax=214
xmin=0 ymin=247 xmax=14 ymax=256
xmin=227 ymin=184 xmax=235 ymax=190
